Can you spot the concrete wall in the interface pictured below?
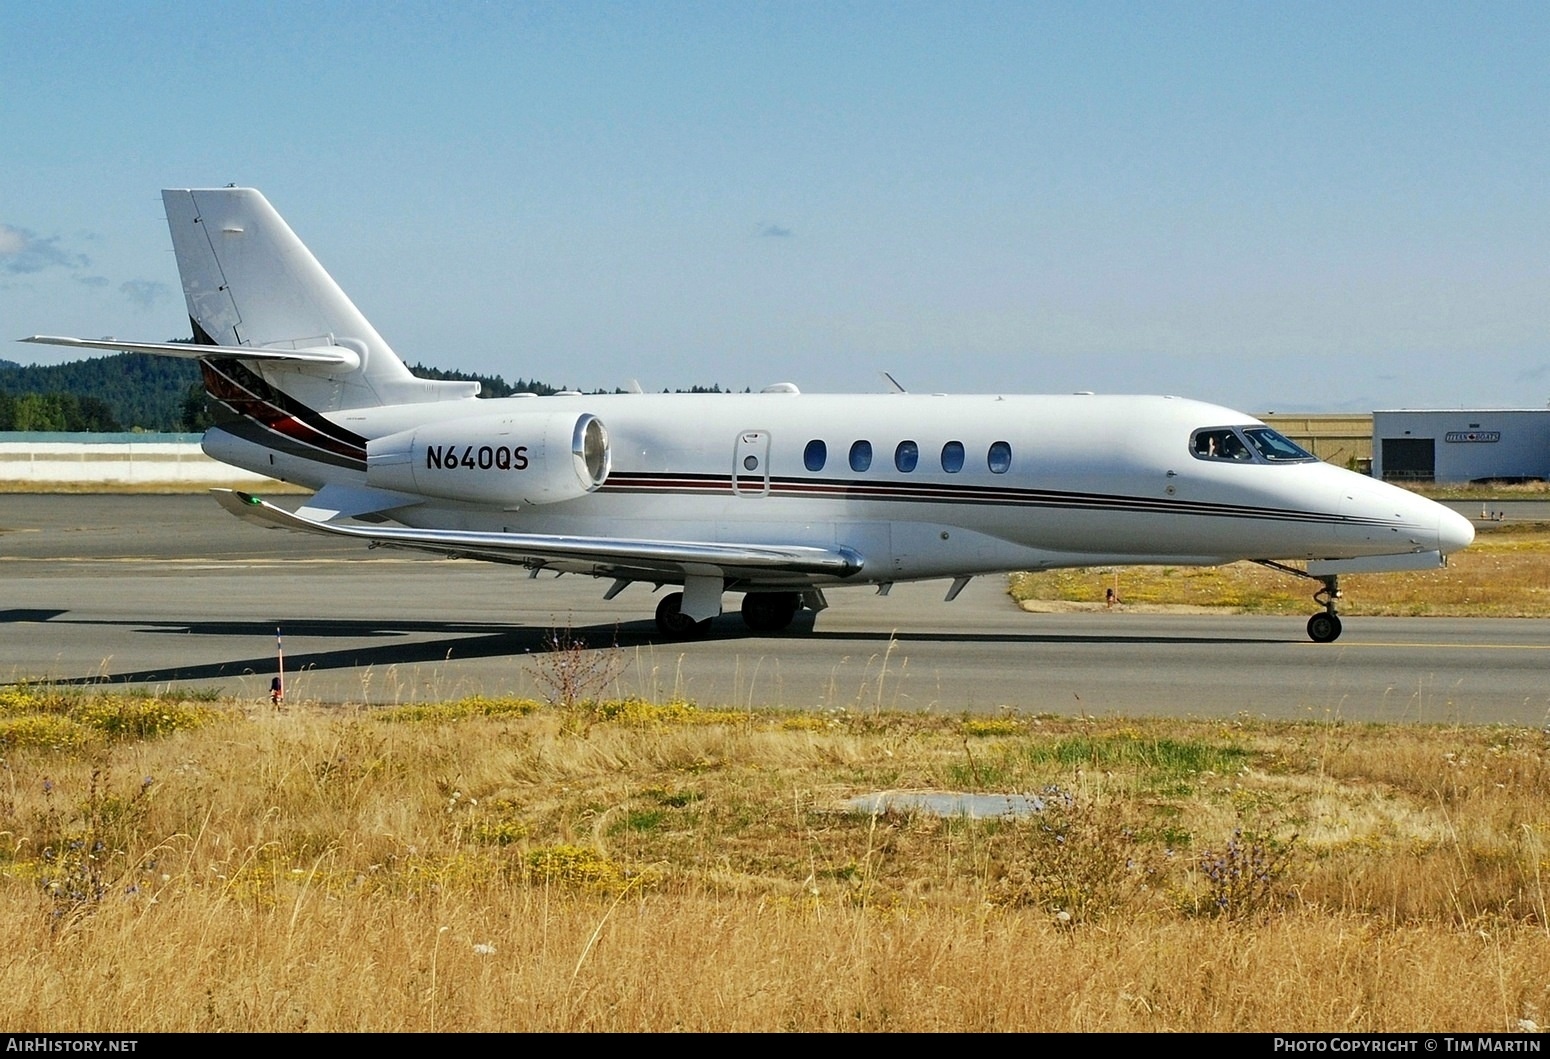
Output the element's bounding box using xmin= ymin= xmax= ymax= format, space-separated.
xmin=0 ymin=432 xmax=275 ymax=485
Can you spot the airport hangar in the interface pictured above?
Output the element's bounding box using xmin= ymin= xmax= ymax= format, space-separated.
xmin=1369 ymin=409 xmax=1550 ymax=484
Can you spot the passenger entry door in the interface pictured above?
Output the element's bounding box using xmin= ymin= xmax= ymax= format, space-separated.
xmin=732 ymin=430 xmax=771 ymax=497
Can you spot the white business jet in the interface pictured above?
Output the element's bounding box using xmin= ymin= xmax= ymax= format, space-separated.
xmin=25 ymin=188 xmax=1474 ymax=643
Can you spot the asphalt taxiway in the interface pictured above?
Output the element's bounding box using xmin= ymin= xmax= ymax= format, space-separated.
xmin=4 ymin=494 xmax=1547 ymax=723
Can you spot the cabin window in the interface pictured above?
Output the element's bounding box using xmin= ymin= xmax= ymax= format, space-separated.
xmin=941 ymin=441 xmax=965 ymax=473
xmin=803 ymin=439 xmax=826 ymax=472
xmin=849 ymin=440 xmax=873 ymax=472
xmin=895 ymin=440 xmax=919 ymax=473
xmin=987 ymin=441 xmax=1012 ymax=474
xmin=1242 ymin=427 xmax=1317 ymax=463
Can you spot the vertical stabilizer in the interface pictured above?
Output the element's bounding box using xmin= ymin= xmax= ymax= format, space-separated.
xmin=163 ymin=188 xmax=476 ymax=410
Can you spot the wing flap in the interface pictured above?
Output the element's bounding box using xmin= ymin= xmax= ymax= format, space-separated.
xmin=211 ymin=489 xmax=865 ymax=579
xmin=292 ymin=483 xmax=424 ymax=522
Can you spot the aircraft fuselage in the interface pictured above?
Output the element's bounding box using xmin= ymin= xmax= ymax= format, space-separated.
xmin=203 ymin=389 xmax=1470 ymax=587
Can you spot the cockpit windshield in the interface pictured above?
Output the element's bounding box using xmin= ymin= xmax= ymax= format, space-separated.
xmin=1242 ymin=427 xmax=1317 ymax=463
xmin=1191 ymin=426 xmax=1317 ymax=465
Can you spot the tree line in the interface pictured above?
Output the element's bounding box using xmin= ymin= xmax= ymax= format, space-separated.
xmin=0 ymin=354 xmax=567 ymax=432
xmin=0 ymin=353 xmax=202 ymax=431
xmin=1 ymin=351 xmax=736 ymax=432
xmin=0 ymin=390 xmax=125 ymax=431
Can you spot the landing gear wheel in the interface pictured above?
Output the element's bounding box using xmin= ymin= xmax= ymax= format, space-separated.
xmin=655 ymin=591 xmax=712 ymax=640
xmin=1257 ymin=562 xmax=1348 ymax=643
xmin=740 ymin=591 xmax=800 ymax=632
xmin=1306 ymin=612 xmax=1343 ymax=643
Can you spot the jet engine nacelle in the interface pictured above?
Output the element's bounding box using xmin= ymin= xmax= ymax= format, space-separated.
xmin=366 ymin=411 xmax=609 ymax=506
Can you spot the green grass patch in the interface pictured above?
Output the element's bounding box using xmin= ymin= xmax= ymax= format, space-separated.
xmin=618 ymin=809 xmax=666 ymax=834
xmin=1015 ymin=735 xmax=1251 ymax=777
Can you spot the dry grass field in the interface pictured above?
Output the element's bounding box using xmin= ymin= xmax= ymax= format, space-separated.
xmin=1013 ymin=521 xmax=1550 ymax=618
xmin=3 ymin=685 xmax=1549 ymax=1032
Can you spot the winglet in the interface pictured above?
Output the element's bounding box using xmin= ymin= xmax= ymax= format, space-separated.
xmin=211 ymin=488 xmax=295 ymax=529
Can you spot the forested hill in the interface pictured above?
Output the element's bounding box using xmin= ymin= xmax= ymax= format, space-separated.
xmin=0 ymin=353 xmax=569 ymax=431
xmin=0 ymin=353 xmax=201 ymax=431
xmin=0 ymin=351 xmax=732 ymax=431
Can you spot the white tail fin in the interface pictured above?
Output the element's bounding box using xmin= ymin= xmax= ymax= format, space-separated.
xmin=162 ymin=187 xmax=476 ymax=410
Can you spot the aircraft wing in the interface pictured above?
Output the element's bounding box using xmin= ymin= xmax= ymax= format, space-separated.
xmin=21 ymin=335 xmax=359 ymax=367
xmin=212 ymin=489 xmax=865 ymax=580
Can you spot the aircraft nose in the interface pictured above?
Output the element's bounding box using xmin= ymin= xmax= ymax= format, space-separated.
xmin=1436 ymin=505 xmax=1476 ymax=555
xmin=1338 ymin=476 xmax=1478 ymax=557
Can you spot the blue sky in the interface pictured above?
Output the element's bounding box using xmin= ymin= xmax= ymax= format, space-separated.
xmin=3 ymin=1 xmax=1547 ymax=412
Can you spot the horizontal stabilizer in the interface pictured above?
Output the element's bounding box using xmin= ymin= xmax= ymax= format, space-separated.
xmin=211 ymin=489 xmax=866 ymax=580
xmin=21 ymin=335 xmax=361 ymax=367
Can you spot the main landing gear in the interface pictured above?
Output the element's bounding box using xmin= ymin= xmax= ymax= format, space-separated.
xmin=653 ymin=590 xmax=803 ymax=639
xmin=740 ymin=591 xmax=800 ymax=632
xmin=654 ymin=592 xmax=712 ymax=639
xmin=1254 ymin=561 xmax=1343 ymax=643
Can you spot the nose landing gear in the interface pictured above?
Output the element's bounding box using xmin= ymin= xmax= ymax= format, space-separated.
xmin=1306 ymin=575 xmax=1343 ymax=643
xmin=1254 ymin=561 xmax=1344 ymax=643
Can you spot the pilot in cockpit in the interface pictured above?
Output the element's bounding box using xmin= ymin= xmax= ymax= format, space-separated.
xmin=1195 ymin=429 xmax=1253 ymax=461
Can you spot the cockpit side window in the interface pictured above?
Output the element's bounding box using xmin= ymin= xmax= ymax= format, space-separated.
xmin=1191 ymin=428 xmax=1255 ymax=462
xmin=1242 ymin=427 xmax=1317 ymax=463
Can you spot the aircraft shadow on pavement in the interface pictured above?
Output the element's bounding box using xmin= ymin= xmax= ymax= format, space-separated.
xmin=12 ymin=610 xmax=1282 ymax=689
xmin=802 ymin=628 xmax=1275 ymax=646
xmin=17 ymin=615 xmax=654 ymax=688
xmin=0 ymin=609 xmax=68 ymax=624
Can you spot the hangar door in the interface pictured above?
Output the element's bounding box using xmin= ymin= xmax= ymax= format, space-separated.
xmin=1381 ymin=438 xmax=1435 ymax=481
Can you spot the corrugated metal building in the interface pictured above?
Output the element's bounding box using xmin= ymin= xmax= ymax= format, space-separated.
xmin=1258 ymin=413 xmax=1373 ymax=473
xmin=1371 ymin=410 xmax=1550 ymax=483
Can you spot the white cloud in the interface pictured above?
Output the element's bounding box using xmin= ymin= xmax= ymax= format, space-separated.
xmin=120 ymin=279 xmax=170 ymax=309
xmin=0 ymin=223 xmax=90 ymax=274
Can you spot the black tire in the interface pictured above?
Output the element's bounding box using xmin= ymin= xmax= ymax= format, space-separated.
xmin=656 ymin=592 xmax=712 ymax=639
xmin=1306 ymin=612 xmax=1343 ymax=643
xmin=740 ymin=591 xmax=800 ymax=632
